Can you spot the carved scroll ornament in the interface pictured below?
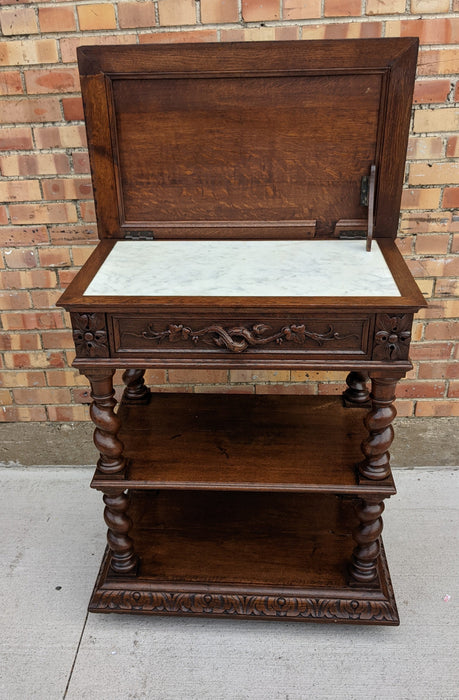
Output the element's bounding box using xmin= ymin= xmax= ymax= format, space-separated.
xmin=72 ymin=312 xmax=109 ymax=358
xmin=139 ymin=322 xmax=357 ymax=354
xmin=373 ymin=314 xmax=411 ymax=361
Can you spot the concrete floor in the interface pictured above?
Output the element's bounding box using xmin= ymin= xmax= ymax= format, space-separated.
xmin=1 ymin=467 xmax=458 ymax=700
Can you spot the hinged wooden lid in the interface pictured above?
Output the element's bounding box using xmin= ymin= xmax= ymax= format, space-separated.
xmin=78 ymin=38 xmax=418 ymax=241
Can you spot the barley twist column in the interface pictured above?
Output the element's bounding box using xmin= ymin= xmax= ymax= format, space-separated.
xmin=359 ymin=375 xmax=400 ymax=481
xmin=342 ymin=371 xmax=370 ymax=408
xmin=349 ymin=497 xmax=385 ymax=585
xmin=103 ymin=490 xmax=137 ymax=574
xmin=82 ymin=368 xmax=125 ymax=475
xmin=122 ymin=369 xmax=150 ymax=403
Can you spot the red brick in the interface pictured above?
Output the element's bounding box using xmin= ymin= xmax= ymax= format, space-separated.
xmin=77 ymin=4 xmax=116 ymax=30
xmin=62 ymin=97 xmax=84 ymax=121
xmin=0 ymin=70 xmax=23 ymax=95
xmin=9 ymin=202 xmax=77 ymax=225
xmin=4 ymin=351 xmax=65 ymax=370
xmin=48 ymin=224 xmax=97 ymax=245
xmin=0 ymin=7 xmax=38 ymax=35
xmin=446 ymin=136 xmax=459 ymax=158
xmin=407 ymin=137 xmax=443 ymax=161
xmin=442 ymin=187 xmax=459 ymax=209
xmin=415 ymin=401 xmax=459 ymax=417
xmin=395 ymin=236 xmax=413 ymax=255
xmin=0 ymin=96 xmax=61 ymax=124
xmin=415 ymin=234 xmax=450 ymax=255
xmin=230 ymin=369 xmax=290 ymax=383
xmin=3 ymin=248 xmax=37 ymax=268
xmin=447 ymin=381 xmax=459 ymax=398
xmin=412 ymin=0 xmax=449 ymax=10
xmin=396 ymin=381 xmax=445 ymax=399
xmin=13 ymin=387 xmax=71 ymax=405
xmin=0 ymin=371 xmax=46 ymax=388
xmin=256 ymin=383 xmax=316 ymax=395
xmin=0 ymin=268 xmax=57 ymax=290
xmin=200 ymin=0 xmax=239 ymax=22
xmin=324 ymin=0 xmax=360 ymax=16
xmin=0 ymin=406 xmax=47 ymax=422
xmin=301 ymin=22 xmax=381 ymax=40
xmin=410 ymin=163 xmax=459 ymax=186
xmin=401 ymin=188 xmax=441 ymax=211
xmin=38 ymin=247 xmax=71 ymax=268
xmin=366 ymin=0 xmax=405 ymax=13
xmin=0 ymin=290 xmax=30 ymax=310
xmin=221 ymin=26 xmax=298 ymax=41
xmin=34 ymin=125 xmax=87 ymax=149
xmin=72 ymin=387 xmax=92 ymax=404
xmin=0 ymin=39 xmax=58 ymax=66
xmin=59 ymin=34 xmax=137 ymax=63
xmin=0 ymin=333 xmax=41 ymax=352
xmin=72 ymin=152 xmax=90 ymax=173
xmin=452 ymin=234 xmax=459 ymax=252
xmin=79 ymin=201 xmax=96 ymax=222
xmin=424 ymin=321 xmax=458 ymax=341
xmin=413 ymin=80 xmax=451 ymax=105
xmin=435 ymin=278 xmax=459 ymax=296
xmin=0 ymin=225 xmax=48 ymax=247
xmin=168 ymin=369 xmax=228 ymax=384
xmin=118 ymin=1 xmax=157 ymax=28
xmin=38 ymin=6 xmax=76 ymax=32
xmin=283 ymin=0 xmax=321 ymax=19
xmin=0 ymin=127 xmax=33 ymax=150
xmin=47 ymin=405 xmax=88 ymax=422
xmin=1 ymin=311 xmax=65 ymax=331
xmin=24 ymin=67 xmax=80 ymax=94
xmin=30 ymin=289 xmax=62 ymax=308
xmin=46 ymin=369 xmax=88 ymax=387
xmin=139 ymin=29 xmax=218 ymax=44
xmin=410 ymin=342 xmax=453 ymax=361
xmin=419 ymin=362 xmax=459 ymax=380
xmin=0 ymin=206 xmax=9 ymax=225
xmin=418 ymin=49 xmax=459 ymax=77
xmin=0 ymin=180 xmax=41 ymax=202
xmin=41 ymin=331 xmax=74 ymax=350
xmin=386 ymin=18 xmax=459 ymax=46
xmin=71 ymin=246 xmax=96 ymax=266
xmin=42 ymin=178 xmax=93 ymax=201
xmin=0 ymin=153 xmax=70 ymax=176
xmin=242 ymin=0 xmax=280 ymax=20
xmin=394 ymin=400 xmax=414 ymax=417
xmin=159 ymin=0 xmax=197 ymax=25
xmin=58 ymin=269 xmax=78 ymax=287
xmin=400 ymin=212 xmax=451 ymax=234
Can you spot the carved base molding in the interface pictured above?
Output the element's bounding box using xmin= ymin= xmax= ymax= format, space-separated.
xmin=89 ymin=543 xmax=398 ymax=625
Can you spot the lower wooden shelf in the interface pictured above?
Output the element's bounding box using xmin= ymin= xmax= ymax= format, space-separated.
xmin=89 ymin=490 xmax=399 ymax=625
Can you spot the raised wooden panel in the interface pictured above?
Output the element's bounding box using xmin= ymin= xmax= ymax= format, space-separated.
xmin=110 ymin=314 xmax=371 ymax=358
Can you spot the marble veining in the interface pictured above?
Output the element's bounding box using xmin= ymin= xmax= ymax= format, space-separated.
xmin=83 ymin=240 xmax=401 ymax=297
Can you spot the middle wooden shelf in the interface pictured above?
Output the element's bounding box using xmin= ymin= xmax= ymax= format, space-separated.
xmin=91 ymin=393 xmax=395 ymax=496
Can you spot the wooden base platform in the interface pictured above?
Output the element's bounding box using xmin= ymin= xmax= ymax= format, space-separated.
xmin=89 ymin=490 xmax=399 ymax=625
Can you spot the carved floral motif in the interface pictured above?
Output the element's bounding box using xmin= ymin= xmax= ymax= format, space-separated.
xmin=373 ymin=314 xmax=411 ymax=361
xmin=139 ymin=322 xmax=357 ymax=354
xmin=72 ymin=313 xmax=109 ymax=358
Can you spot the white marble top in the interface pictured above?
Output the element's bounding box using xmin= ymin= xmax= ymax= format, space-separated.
xmin=83 ymin=239 xmax=401 ymax=297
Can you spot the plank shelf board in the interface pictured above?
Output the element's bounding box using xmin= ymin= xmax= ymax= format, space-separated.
xmin=89 ymin=490 xmax=399 ymax=624
xmin=90 ymin=394 xmax=396 ymax=496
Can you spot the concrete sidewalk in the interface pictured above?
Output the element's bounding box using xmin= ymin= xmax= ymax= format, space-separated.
xmin=1 ymin=467 xmax=458 ymax=700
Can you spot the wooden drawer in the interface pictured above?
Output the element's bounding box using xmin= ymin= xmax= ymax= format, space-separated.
xmin=110 ymin=314 xmax=372 ymax=359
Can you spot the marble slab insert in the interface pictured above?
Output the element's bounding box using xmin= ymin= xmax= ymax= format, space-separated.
xmin=83 ymin=240 xmax=401 ymax=297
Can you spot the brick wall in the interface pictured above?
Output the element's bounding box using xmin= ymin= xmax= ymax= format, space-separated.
xmin=0 ymin=0 xmax=458 ymax=422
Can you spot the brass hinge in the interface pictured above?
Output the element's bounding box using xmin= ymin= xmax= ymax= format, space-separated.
xmin=125 ymin=231 xmax=155 ymax=240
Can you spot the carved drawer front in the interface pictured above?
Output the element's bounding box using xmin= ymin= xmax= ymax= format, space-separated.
xmin=110 ymin=315 xmax=371 ymax=358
